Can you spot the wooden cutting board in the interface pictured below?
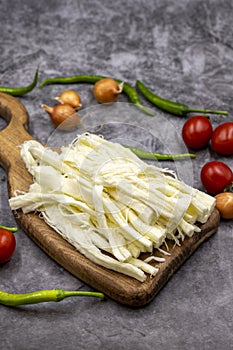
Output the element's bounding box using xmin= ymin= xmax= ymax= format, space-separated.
xmin=0 ymin=92 xmax=220 ymax=307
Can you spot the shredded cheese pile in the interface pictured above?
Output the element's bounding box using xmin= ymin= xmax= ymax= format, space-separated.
xmin=9 ymin=133 xmax=215 ymax=282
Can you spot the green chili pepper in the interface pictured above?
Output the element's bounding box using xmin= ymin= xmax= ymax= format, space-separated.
xmin=0 ymin=225 xmax=17 ymax=232
xmin=39 ymin=74 xmax=154 ymax=115
xmin=0 ymin=67 xmax=39 ymax=96
xmin=136 ymin=80 xmax=228 ymax=117
xmin=124 ymin=145 xmax=196 ymax=161
xmin=0 ymin=288 xmax=105 ymax=306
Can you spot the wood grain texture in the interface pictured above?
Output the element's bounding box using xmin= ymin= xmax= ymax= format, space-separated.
xmin=0 ymin=92 xmax=220 ymax=307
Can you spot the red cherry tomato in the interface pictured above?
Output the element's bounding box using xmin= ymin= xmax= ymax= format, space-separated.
xmin=211 ymin=122 xmax=233 ymax=155
xmin=200 ymin=161 xmax=233 ymax=195
xmin=0 ymin=228 xmax=16 ymax=264
xmin=182 ymin=116 xmax=213 ymax=149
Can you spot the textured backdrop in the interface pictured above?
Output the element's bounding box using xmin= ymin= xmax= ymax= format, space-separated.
xmin=0 ymin=0 xmax=233 ymax=349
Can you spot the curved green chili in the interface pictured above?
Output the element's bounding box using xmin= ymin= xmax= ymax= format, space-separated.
xmin=0 ymin=288 xmax=105 ymax=306
xmin=39 ymin=74 xmax=154 ymax=115
xmin=0 ymin=67 xmax=39 ymax=96
xmin=124 ymin=145 xmax=196 ymax=161
xmin=136 ymin=80 xmax=228 ymax=116
xmin=0 ymin=225 xmax=17 ymax=232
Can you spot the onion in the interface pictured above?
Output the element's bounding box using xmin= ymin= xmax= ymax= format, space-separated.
xmin=54 ymin=90 xmax=82 ymax=110
xmin=215 ymin=192 xmax=233 ymax=219
xmin=93 ymin=78 xmax=123 ymax=103
xmin=41 ymin=103 xmax=80 ymax=131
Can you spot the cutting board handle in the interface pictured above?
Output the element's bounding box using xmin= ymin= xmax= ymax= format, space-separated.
xmin=0 ymin=92 xmax=33 ymax=171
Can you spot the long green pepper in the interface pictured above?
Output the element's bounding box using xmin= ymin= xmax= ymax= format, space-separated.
xmin=136 ymin=80 xmax=228 ymax=116
xmin=0 ymin=225 xmax=17 ymax=232
xmin=39 ymin=74 xmax=154 ymax=115
xmin=124 ymin=145 xmax=196 ymax=161
xmin=0 ymin=67 xmax=39 ymax=96
xmin=0 ymin=289 xmax=105 ymax=306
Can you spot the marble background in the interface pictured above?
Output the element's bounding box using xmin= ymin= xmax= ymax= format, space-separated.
xmin=0 ymin=0 xmax=233 ymax=349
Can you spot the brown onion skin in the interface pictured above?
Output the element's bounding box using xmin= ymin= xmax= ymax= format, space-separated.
xmin=41 ymin=103 xmax=80 ymax=131
xmin=215 ymin=192 xmax=233 ymax=219
xmin=93 ymin=78 xmax=122 ymax=103
xmin=55 ymin=90 xmax=82 ymax=110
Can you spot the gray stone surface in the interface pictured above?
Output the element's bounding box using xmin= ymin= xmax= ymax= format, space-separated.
xmin=0 ymin=0 xmax=233 ymax=349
